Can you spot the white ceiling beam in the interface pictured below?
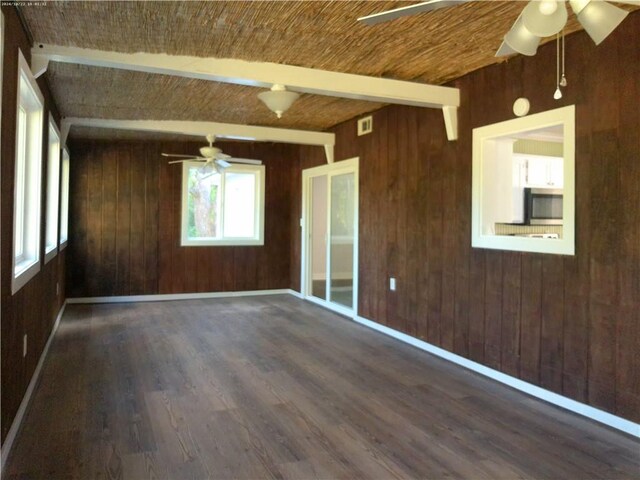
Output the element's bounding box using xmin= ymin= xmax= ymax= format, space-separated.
xmin=33 ymin=44 xmax=460 ymax=139
xmin=62 ymin=118 xmax=335 ymax=163
xmin=442 ymin=106 xmax=458 ymax=141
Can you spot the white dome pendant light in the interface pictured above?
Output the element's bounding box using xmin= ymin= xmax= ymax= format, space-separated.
xmin=523 ymin=0 xmax=568 ymax=37
xmin=258 ymin=84 xmax=300 ymax=119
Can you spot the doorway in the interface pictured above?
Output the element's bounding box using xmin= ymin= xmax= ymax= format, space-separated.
xmin=301 ymin=157 xmax=358 ymax=317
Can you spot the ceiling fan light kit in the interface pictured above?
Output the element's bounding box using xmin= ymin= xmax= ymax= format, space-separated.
xmin=258 ymin=84 xmax=300 ymax=119
xmin=497 ymin=0 xmax=631 ymax=57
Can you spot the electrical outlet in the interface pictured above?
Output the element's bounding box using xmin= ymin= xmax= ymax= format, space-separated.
xmin=56 ymin=281 xmax=60 ymax=296
xmin=23 ymin=334 xmax=27 ymax=358
xmin=389 ymin=277 xmax=396 ymax=291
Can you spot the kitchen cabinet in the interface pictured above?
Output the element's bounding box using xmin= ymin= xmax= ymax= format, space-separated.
xmin=515 ymin=153 xmax=563 ymax=188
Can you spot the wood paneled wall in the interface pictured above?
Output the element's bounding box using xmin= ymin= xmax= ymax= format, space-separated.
xmin=291 ymin=13 xmax=640 ymax=422
xmin=1 ymin=6 xmax=67 ymax=444
xmin=67 ymin=140 xmax=299 ymax=298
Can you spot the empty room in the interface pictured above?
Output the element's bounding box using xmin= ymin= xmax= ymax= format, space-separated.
xmin=1 ymin=1 xmax=639 ymax=478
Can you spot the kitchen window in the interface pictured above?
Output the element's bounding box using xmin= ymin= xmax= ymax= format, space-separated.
xmin=181 ymin=162 xmax=265 ymax=246
xmin=12 ymin=50 xmax=45 ymax=293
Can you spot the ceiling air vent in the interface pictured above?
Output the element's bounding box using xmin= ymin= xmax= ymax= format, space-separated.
xmin=357 ymin=115 xmax=373 ymax=136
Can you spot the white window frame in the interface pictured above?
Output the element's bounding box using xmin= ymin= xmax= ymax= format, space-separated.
xmin=44 ymin=114 xmax=61 ymax=263
xmin=59 ymin=148 xmax=70 ymax=248
xmin=471 ymin=105 xmax=575 ymax=256
xmin=12 ymin=49 xmax=45 ymax=294
xmin=181 ymin=162 xmax=265 ymax=246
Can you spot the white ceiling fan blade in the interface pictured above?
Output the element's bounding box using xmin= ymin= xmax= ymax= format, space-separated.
xmin=168 ymin=158 xmax=206 ymax=164
xmin=228 ymin=158 xmax=262 ymax=165
xmin=358 ymin=0 xmax=469 ymax=25
xmin=215 ymin=159 xmax=232 ymax=169
xmin=162 ymin=153 xmax=207 ymax=159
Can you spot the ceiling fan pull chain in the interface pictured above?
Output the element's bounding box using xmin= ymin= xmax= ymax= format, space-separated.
xmin=554 ymin=32 xmax=563 ymax=100
xmin=560 ymin=29 xmax=568 ymax=87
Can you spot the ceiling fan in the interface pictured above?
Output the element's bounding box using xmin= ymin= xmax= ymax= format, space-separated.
xmin=357 ymin=0 xmax=468 ymax=25
xmin=358 ymin=0 xmax=637 ymax=56
xmin=162 ymin=134 xmax=262 ymax=172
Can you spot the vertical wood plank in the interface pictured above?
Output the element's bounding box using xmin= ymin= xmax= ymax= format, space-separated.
xmin=115 ymin=145 xmax=131 ymax=295
xmin=540 ymin=256 xmax=564 ymax=394
xmin=101 ymin=146 xmax=118 ymax=296
xmin=501 ymin=252 xmax=521 ymax=378
xmin=86 ymin=146 xmax=103 ymax=297
xmin=144 ymin=144 xmax=160 ymax=294
xmin=129 ymin=143 xmax=146 ymax=295
xmin=483 ymin=251 xmax=502 ymax=371
xmin=520 ymin=254 xmax=542 ymax=384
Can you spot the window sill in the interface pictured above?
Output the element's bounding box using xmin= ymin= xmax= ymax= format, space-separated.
xmin=44 ymin=245 xmax=57 ymax=264
xmin=181 ymin=238 xmax=264 ymax=247
xmin=12 ymin=258 xmax=40 ymax=294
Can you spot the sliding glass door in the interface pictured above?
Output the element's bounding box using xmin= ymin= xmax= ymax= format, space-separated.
xmin=302 ymin=158 xmax=358 ymax=316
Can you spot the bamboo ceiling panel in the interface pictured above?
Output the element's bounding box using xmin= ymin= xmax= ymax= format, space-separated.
xmin=21 ymin=1 xmax=617 ymax=86
xmin=46 ymin=62 xmax=383 ymax=130
xmin=21 ymin=1 xmax=640 ymax=141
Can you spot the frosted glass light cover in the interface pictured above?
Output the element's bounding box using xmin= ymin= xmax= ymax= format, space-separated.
xmin=504 ymin=15 xmax=541 ymax=56
xmin=258 ymin=89 xmax=300 ymax=118
xmin=495 ymin=40 xmax=517 ymax=57
xmin=577 ymin=1 xmax=629 ymax=45
xmin=523 ymin=0 xmax=568 ymax=36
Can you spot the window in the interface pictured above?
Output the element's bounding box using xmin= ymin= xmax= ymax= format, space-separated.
xmin=44 ymin=115 xmax=61 ymax=262
xmin=472 ymin=105 xmax=575 ymax=256
xmin=12 ymin=50 xmax=45 ymax=293
xmin=181 ymin=162 xmax=265 ymax=246
xmin=59 ymin=148 xmax=70 ymax=247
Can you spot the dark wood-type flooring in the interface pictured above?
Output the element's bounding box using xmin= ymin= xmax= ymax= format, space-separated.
xmin=5 ymin=295 xmax=640 ymax=479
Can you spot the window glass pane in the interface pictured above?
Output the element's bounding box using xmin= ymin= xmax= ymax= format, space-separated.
xmin=59 ymin=152 xmax=69 ymax=243
xmin=223 ymin=172 xmax=256 ymax=238
xmin=45 ymin=122 xmax=60 ymax=253
xmin=187 ymin=166 xmax=221 ymax=239
xmin=15 ymin=106 xmax=27 ymax=259
xmin=329 ymin=172 xmax=355 ymax=308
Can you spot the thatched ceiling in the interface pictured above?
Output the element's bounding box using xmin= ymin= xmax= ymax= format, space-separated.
xmin=19 ymin=1 xmax=640 ymax=140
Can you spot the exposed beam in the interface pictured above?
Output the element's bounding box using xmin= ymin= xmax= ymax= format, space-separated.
xmin=442 ymin=106 xmax=458 ymax=141
xmin=31 ymin=55 xmax=49 ymax=78
xmin=33 ymin=44 xmax=460 ymax=139
xmin=62 ymin=118 xmax=335 ymax=163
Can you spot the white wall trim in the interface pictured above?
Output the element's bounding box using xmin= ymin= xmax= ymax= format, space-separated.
xmin=351 ymin=313 xmax=640 ymax=438
xmin=66 ymin=289 xmax=296 ymax=304
xmin=0 ymin=302 xmax=67 ymax=472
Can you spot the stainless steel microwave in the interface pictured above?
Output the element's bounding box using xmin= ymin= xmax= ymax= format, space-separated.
xmin=524 ymin=188 xmax=563 ymax=225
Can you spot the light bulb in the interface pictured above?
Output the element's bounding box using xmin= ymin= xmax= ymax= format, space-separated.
xmin=539 ymin=0 xmax=558 ymax=15
xmin=553 ymin=86 xmax=563 ymax=100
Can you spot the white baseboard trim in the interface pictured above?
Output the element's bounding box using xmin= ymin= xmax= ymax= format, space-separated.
xmin=1 ymin=302 xmax=67 ymax=472
xmin=67 ymin=289 xmax=296 ymax=304
xmin=352 ymin=314 xmax=640 ymax=438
